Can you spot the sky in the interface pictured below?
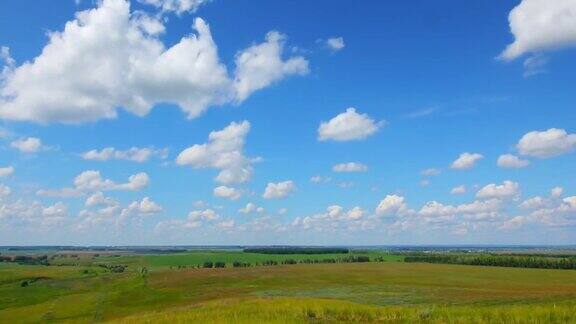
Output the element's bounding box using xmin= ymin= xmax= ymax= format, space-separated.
xmin=0 ymin=0 xmax=575 ymax=246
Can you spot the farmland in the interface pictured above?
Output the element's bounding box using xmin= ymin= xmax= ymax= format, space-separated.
xmin=1 ymin=249 xmax=576 ymax=323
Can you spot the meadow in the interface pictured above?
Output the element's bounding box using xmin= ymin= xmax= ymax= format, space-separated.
xmin=1 ymin=250 xmax=576 ymax=323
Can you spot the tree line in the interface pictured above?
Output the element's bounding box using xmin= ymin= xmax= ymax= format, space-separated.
xmin=0 ymin=254 xmax=49 ymax=265
xmin=404 ymin=254 xmax=576 ymax=270
xmin=173 ymin=255 xmax=374 ymax=269
xmin=243 ymin=247 xmax=350 ymax=254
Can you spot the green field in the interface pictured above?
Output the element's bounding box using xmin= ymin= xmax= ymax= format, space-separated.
xmin=1 ymin=251 xmax=576 ymax=323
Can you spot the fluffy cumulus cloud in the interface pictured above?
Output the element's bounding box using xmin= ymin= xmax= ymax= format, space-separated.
xmin=318 ymin=108 xmax=383 ymax=141
xmin=376 ymin=195 xmax=407 ymax=216
xmin=120 ymin=197 xmax=162 ymax=220
xmin=497 ymin=154 xmax=530 ymax=168
xmin=176 ymin=121 xmax=256 ymax=184
xmin=0 ymin=0 xmax=308 ymax=124
xmin=42 ymin=202 xmax=68 ymax=219
xmin=262 ymin=180 xmax=295 ymax=199
xmin=501 ymin=191 xmax=576 ymax=230
xmin=516 ymin=128 xmax=576 ymax=158
xmin=37 ymin=170 xmax=149 ymax=198
xmin=326 ymin=37 xmax=345 ymax=52
xmin=450 ymin=152 xmax=483 ymax=170
xmin=332 ymin=162 xmax=368 ymax=173
xmin=238 ymin=202 xmax=264 ymax=214
xmin=213 ymin=185 xmax=242 ymax=200
xmin=82 ymin=147 xmax=167 ymax=162
xmin=499 ymin=0 xmax=576 ymax=60
xmin=10 ymin=137 xmax=45 ymax=153
xmin=414 ymin=199 xmax=503 ymax=226
xmin=233 ymin=31 xmax=309 ymax=102
xmin=0 ymin=166 xmax=14 ymax=177
xmin=74 ymin=170 xmax=149 ymax=191
xmin=0 ymin=199 xmax=69 ymax=229
xmin=188 ymin=208 xmax=219 ymax=222
xmin=291 ymin=205 xmax=369 ymax=231
xmin=139 ymin=0 xmax=209 ymax=14
xmin=450 ymin=185 xmax=466 ymax=195
xmin=85 ymin=191 xmax=117 ymax=207
xmin=476 ymin=181 xmax=520 ymax=200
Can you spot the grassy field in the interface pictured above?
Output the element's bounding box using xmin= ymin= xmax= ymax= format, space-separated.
xmin=1 ymin=251 xmax=576 ymax=322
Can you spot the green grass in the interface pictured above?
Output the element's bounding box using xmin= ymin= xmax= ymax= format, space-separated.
xmin=112 ymin=297 xmax=576 ymax=324
xmin=142 ymin=250 xmax=402 ymax=268
xmin=1 ymin=251 xmax=576 ymax=322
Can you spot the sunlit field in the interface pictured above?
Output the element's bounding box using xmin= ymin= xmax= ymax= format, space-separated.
xmin=1 ymin=251 xmax=576 ymax=323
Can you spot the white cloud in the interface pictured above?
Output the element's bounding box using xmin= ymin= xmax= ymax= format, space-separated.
xmin=421 ymin=168 xmax=441 ymax=177
xmin=404 ymin=107 xmax=437 ymax=119
xmin=42 ymin=202 xmax=68 ymax=218
xmin=520 ymin=186 xmax=565 ymax=209
xmin=551 ymin=186 xmax=564 ymax=198
xmin=10 ymin=137 xmax=44 ymax=153
xmin=455 ymin=199 xmax=503 ymax=220
xmin=216 ymin=219 xmax=235 ymax=230
xmin=346 ymin=206 xmax=364 ymax=220
xmin=310 ymin=175 xmax=331 ymax=183
xmin=516 ymin=128 xmax=576 ymax=158
xmin=476 ymin=181 xmax=520 ymax=200
xmin=139 ymin=0 xmax=209 ymax=14
xmin=40 ymin=170 xmax=149 ymax=197
xmin=326 ymin=37 xmax=345 ymax=52
xmin=85 ymin=191 xmax=117 ymax=207
xmin=376 ymin=194 xmax=406 ymax=216
xmin=418 ymin=201 xmax=456 ymax=218
xmin=238 ymin=202 xmax=264 ymax=214
xmin=499 ymin=215 xmax=528 ymax=231
xmin=120 ymin=197 xmax=162 ymax=218
xmin=188 ymin=208 xmax=219 ymax=221
xmin=82 ymin=147 xmax=167 ymax=162
xmin=176 ymin=121 xmax=256 ymax=184
xmin=450 ymin=152 xmax=483 ymax=170
xmin=234 ymin=31 xmax=309 ymax=102
xmin=291 ymin=204 xmax=368 ymax=231
xmin=154 ymin=208 xmax=221 ymax=232
xmin=413 ymin=198 xmax=506 ymax=225
xmin=519 ymin=196 xmax=547 ymax=209
xmin=213 ymin=185 xmax=242 ymax=200
xmin=0 ymin=166 xmax=14 ymax=177
xmin=74 ymin=170 xmax=149 ymax=191
xmin=497 ymin=154 xmax=530 ymax=168
xmin=318 ymin=108 xmax=383 ymax=141
xmin=0 ymin=0 xmax=307 ymax=124
xmin=262 ymin=180 xmax=295 ymax=199
xmin=450 ymin=185 xmax=467 ymax=195
xmin=558 ymin=196 xmax=576 ymax=213
xmin=523 ymin=55 xmax=548 ymax=77
xmin=36 ymin=188 xmax=84 ymax=199
xmin=499 ymin=0 xmax=576 ymax=60
xmin=0 ymin=184 xmax=11 ymax=196
xmin=0 ymin=46 xmax=14 ymax=69
xmin=332 ymin=162 xmax=368 ymax=173
xmin=338 ymin=181 xmax=354 ymax=189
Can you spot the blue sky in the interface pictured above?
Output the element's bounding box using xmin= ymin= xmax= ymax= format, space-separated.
xmin=0 ymin=0 xmax=575 ymax=245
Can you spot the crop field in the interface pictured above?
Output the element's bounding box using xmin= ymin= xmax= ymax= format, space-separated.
xmin=1 ymin=250 xmax=576 ymax=323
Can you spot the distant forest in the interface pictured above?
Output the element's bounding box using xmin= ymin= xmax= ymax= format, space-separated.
xmin=404 ymin=254 xmax=576 ymax=270
xmin=243 ymin=247 xmax=349 ymax=254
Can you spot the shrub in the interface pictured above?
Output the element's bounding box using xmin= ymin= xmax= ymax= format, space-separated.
xmin=203 ymin=261 xmax=213 ymax=268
